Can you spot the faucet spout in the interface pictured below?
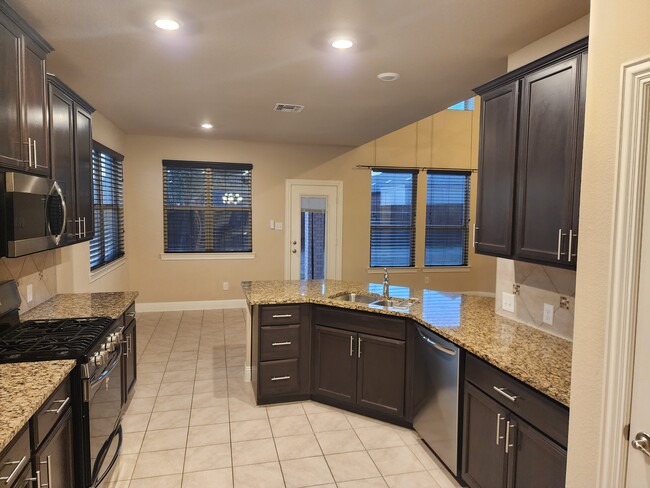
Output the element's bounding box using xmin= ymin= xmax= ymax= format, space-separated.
xmin=383 ymin=268 xmax=390 ymax=298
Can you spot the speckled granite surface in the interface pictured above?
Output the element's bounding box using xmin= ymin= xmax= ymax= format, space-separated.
xmin=0 ymin=360 xmax=75 ymax=452
xmin=242 ymin=280 xmax=572 ymax=407
xmin=20 ymin=292 xmax=139 ymax=321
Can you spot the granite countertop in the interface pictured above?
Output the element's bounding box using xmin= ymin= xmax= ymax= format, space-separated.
xmin=242 ymin=280 xmax=572 ymax=407
xmin=20 ymin=292 xmax=139 ymax=321
xmin=0 ymin=360 xmax=76 ymax=452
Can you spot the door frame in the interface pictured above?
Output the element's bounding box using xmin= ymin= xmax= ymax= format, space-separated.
xmin=597 ymin=57 xmax=650 ymax=487
xmin=284 ymin=179 xmax=343 ymax=280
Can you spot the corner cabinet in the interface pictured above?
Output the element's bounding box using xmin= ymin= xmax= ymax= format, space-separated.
xmin=474 ymin=38 xmax=588 ymax=269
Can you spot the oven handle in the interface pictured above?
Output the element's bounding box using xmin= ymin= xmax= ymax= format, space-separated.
xmin=89 ymin=342 xmax=122 ymax=389
xmin=90 ymin=424 xmax=123 ymax=488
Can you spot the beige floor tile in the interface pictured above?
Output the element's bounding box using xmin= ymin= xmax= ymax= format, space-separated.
xmin=274 ymin=433 xmax=323 ymax=461
xmin=148 ymin=410 xmax=191 ymax=430
xmin=187 ymin=423 xmax=231 ymax=447
xmin=154 ymin=394 xmax=193 ymax=412
xmin=355 ymin=426 xmax=405 ymax=449
xmin=395 ymin=427 xmax=421 ymax=446
xmin=133 ymin=383 xmax=160 ymax=399
xmin=163 ymin=369 xmax=196 ymax=383
xmin=280 ymin=456 xmax=335 ymax=488
xmin=346 ymin=413 xmax=386 ymax=430
xmin=121 ymin=413 xmax=151 ymax=433
xmin=132 ymin=449 xmax=186 ymax=479
xmin=194 ymin=366 xmax=228 ymax=381
xmin=316 ymin=430 xmax=365 ymax=454
xmin=428 ymin=469 xmax=462 ymax=488
xmin=158 ymin=381 xmax=194 ymax=397
xmin=232 ymin=438 xmax=278 ymax=466
xmin=137 ymin=372 xmax=164 ymax=385
xmin=121 ymin=431 xmax=145 ymax=454
xmin=385 ymin=471 xmax=441 ymax=488
xmin=325 ymin=451 xmax=381 ymax=482
xmin=193 ymin=391 xmax=229 ymax=408
xmin=301 ymin=401 xmax=338 ymax=415
xmin=184 ymin=444 xmax=232 ymax=472
xmin=368 ymin=446 xmax=426 ymax=476
xmin=308 ymin=412 xmax=352 ymax=433
xmin=270 ymin=414 xmax=313 ymax=437
xmin=266 ymin=403 xmax=305 ymax=418
xmin=194 ymin=378 xmax=228 ymax=394
xmin=228 ymin=397 xmax=268 ymax=421
xmin=128 ymin=474 xmax=182 ymax=488
xmin=182 ymin=468 xmax=233 ymax=488
xmin=408 ymin=442 xmax=443 ymax=471
xmin=125 ymin=397 xmax=156 ymax=415
xmin=102 ymin=482 xmax=130 ymax=488
xmin=139 ymin=362 xmax=168 ymax=374
xmin=104 ymin=453 xmax=138 ymax=482
xmin=166 ymin=360 xmax=197 ymax=372
xmin=168 ymin=351 xmax=199 ymax=362
xmin=233 ymin=462 xmax=285 ymax=488
xmin=230 ymin=419 xmax=272 ymax=442
xmin=338 ymin=479 xmax=389 ymax=488
xmin=190 ymin=405 xmax=230 ymax=426
xmin=140 ymin=427 xmax=188 ymax=452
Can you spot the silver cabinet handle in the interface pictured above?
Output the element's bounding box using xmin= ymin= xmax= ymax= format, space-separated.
xmin=473 ymin=224 xmax=478 ymax=247
xmin=82 ymin=217 xmax=86 ymax=238
xmin=1 ymin=455 xmax=28 ymax=484
xmin=632 ymin=432 xmax=650 ymax=457
xmin=557 ymin=229 xmax=563 ymax=260
xmin=271 ymin=376 xmax=290 ymax=381
xmin=40 ymin=456 xmax=52 ymax=488
xmin=495 ymin=413 xmax=505 ymax=445
xmin=45 ymin=397 xmax=70 ymax=415
xmin=26 ymin=137 xmax=33 ymax=167
xmin=349 ymin=336 xmax=353 ymax=357
xmin=271 ymin=341 xmax=291 ymax=346
xmin=357 ymin=337 xmax=362 ymax=358
xmin=505 ymin=421 xmax=515 ymax=454
xmin=33 ymin=140 xmax=38 ymax=167
xmin=272 ymin=314 xmax=292 ymax=318
xmin=493 ymin=386 xmax=518 ymax=402
xmin=568 ymin=229 xmax=578 ymax=262
xmin=126 ymin=312 xmax=136 ymax=318
xmin=24 ymin=470 xmax=41 ymax=488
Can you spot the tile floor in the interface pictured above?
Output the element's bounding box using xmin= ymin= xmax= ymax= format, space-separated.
xmin=103 ymin=309 xmax=462 ymax=488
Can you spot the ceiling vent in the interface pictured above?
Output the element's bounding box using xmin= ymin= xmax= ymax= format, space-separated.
xmin=274 ymin=103 xmax=304 ymax=113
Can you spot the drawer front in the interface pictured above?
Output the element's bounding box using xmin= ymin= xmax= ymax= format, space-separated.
xmin=465 ymin=354 xmax=569 ymax=447
xmin=260 ymin=325 xmax=300 ymax=361
xmin=259 ymin=359 xmax=300 ymax=396
xmin=35 ymin=377 xmax=71 ymax=448
xmin=124 ymin=302 xmax=136 ymax=326
xmin=260 ymin=305 xmax=301 ymax=326
xmin=0 ymin=427 xmax=30 ymax=486
xmin=314 ymin=306 xmax=406 ymax=340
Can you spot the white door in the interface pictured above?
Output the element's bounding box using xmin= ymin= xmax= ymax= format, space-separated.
xmin=285 ymin=180 xmax=342 ymax=280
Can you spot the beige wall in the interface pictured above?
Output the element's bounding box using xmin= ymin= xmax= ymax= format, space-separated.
xmin=567 ymin=0 xmax=650 ymax=485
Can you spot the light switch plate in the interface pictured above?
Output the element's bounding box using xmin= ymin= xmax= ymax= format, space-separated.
xmin=274 ymin=222 xmax=283 ymax=230
xmin=543 ymin=303 xmax=554 ymax=325
xmin=222 ymin=282 xmax=229 ymax=291
xmin=502 ymin=292 xmax=515 ymax=313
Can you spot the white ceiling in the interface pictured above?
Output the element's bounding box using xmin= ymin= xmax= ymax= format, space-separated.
xmin=12 ymin=0 xmax=589 ymax=147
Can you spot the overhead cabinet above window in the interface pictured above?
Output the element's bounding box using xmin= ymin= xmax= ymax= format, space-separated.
xmin=473 ymin=38 xmax=588 ymax=269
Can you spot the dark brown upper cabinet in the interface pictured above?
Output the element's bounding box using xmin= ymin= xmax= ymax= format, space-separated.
xmin=48 ymin=75 xmax=95 ymax=243
xmin=0 ymin=2 xmax=52 ymax=175
xmin=473 ymin=38 xmax=588 ymax=269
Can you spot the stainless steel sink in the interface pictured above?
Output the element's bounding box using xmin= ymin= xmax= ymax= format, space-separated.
xmin=333 ymin=293 xmax=418 ymax=309
xmin=333 ymin=293 xmax=377 ymax=304
xmin=371 ymin=299 xmax=404 ymax=308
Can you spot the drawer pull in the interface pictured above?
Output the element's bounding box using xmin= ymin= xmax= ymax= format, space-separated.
xmin=271 ymin=376 xmax=291 ymax=382
xmin=493 ymin=386 xmax=518 ymax=403
xmin=45 ymin=396 xmax=70 ymax=415
xmin=1 ymin=455 xmax=28 ymax=485
xmin=272 ymin=314 xmax=292 ymax=318
xmin=126 ymin=312 xmax=136 ymax=318
xmin=271 ymin=341 xmax=292 ymax=347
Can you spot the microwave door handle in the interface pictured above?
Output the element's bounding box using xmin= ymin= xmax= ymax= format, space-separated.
xmin=52 ymin=181 xmax=67 ymax=244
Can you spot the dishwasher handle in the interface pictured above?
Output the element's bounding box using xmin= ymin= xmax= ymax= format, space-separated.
xmin=417 ymin=327 xmax=457 ymax=356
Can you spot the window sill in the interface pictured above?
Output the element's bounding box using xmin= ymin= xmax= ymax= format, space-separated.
xmin=160 ymin=252 xmax=256 ymax=261
xmin=90 ymin=256 xmax=127 ymax=283
xmin=367 ymin=267 xmax=418 ymax=274
xmin=423 ymin=266 xmax=471 ymax=273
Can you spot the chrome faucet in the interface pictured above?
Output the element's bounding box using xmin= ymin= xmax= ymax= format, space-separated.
xmin=383 ymin=267 xmax=390 ymax=298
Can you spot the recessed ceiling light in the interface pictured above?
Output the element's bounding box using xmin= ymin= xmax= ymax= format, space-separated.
xmin=201 ymin=123 xmax=213 ymax=129
xmin=332 ymin=39 xmax=353 ymax=49
xmin=377 ymin=72 xmax=400 ymax=82
xmin=155 ymin=19 xmax=180 ymax=31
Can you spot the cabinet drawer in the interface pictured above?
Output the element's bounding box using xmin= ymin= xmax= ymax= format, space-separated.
xmin=34 ymin=377 xmax=71 ymax=448
xmin=465 ymin=354 xmax=569 ymax=447
xmin=259 ymin=359 xmax=300 ymax=396
xmin=314 ymin=306 xmax=405 ymax=340
xmin=260 ymin=305 xmax=301 ymax=326
xmin=0 ymin=426 xmax=30 ymax=486
xmin=260 ymin=325 xmax=300 ymax=361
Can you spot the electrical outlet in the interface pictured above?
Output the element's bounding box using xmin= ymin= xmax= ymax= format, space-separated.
xmin=543 ymin=303 xmax=554 ymax=325
xmin=274 ymin=222 xmax=283 ymax=230
xmin=424 ymin=276 xmax=430 ymax=284
xmin=502 ymin=292 xmax=515 ymax=313
xmin=222 ymin=282 xmax=229 ymax=291
xmin=26 ymin=284 xmax=33 ymax=303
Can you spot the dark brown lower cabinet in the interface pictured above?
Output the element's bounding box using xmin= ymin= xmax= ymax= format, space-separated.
xmin=35 ymin=408 xmax=74 ymax=488
xmin=122 ymin=315 xmax=137 ymax=404
xmin=313 ymin=325 xmax=357 ymax=403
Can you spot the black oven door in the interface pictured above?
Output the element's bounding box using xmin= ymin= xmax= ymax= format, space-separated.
xmin=88 ymin=343 xmax=123 ymax=487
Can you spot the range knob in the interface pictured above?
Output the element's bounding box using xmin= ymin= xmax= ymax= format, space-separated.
xmin=92 ymin=351 xmax=106 ymax=366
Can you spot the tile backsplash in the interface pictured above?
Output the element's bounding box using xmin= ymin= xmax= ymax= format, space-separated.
xmin=495 ymin=258 xmax=576 ymax=340
xmin=0 ymin=250 xmax=58 ymax=314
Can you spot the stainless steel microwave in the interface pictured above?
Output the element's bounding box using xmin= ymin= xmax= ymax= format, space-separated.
xmin=0 ymin=172 xmax=69 ymax=257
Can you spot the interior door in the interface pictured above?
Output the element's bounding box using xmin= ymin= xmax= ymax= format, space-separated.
xmin=287 ymin=181 xmax=340 ymax=280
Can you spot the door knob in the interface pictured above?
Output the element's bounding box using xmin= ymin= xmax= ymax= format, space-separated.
xmin=632 ymin=432 xmax=650 ymax=457
xmin=292 ymin=240 xmax=297 ymax=245
xmin=291 ymin=249 xmax=297 ymax=254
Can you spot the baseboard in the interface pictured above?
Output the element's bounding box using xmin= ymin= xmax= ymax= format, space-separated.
xmin=244 ymin=365 xmax=252 ymax=382
xmin=136 ymin=299 xmax=247 ymax=313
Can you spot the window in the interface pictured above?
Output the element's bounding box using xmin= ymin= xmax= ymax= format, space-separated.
xmin=163 ymin=160 xmax=252 ymax=253
xmin=90 ymin=142 xmax=125 ymax=270
xmin=370 ymin=170 xmax=417 ymax=267
xmin=448 ymin=98 xmax=475 ymax=111
xmin=425 ymin=171 xmax=471 ymax=266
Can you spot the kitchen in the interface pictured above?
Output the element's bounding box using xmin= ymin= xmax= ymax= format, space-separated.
xmin=0 ymin=0 xmax=648 ymax=487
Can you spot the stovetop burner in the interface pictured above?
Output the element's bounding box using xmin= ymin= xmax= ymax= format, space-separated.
xmin=0 ymin=317 xmax=115 ymax=362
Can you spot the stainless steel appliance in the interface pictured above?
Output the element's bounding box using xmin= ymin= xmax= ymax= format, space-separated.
xmin=0 ymin=171 xmax=69 ymax=257
xmin=412 ymin=324 xmax=462 ymax=476
xmin=0 ymin=281 xmax=130 ymax=487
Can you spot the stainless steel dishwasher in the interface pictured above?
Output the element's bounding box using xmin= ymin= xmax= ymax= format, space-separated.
xmin=413 ymin=324 xmax=462 ymax=476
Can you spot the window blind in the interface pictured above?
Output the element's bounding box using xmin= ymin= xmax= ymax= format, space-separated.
xmin=425 ymin=171 xmax=471 ymax=266
xmin=163 ymin=160 xmax=252 ymax=253
xmin=370 ymin=170 xmax=417 ymax=267
xmin=90 ymin=143 xmax=125 ymax=271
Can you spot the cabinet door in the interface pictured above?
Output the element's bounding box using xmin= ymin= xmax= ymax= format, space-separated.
xmin=462 ymin=383 xmax=508 ymax=488
xmin=312 ymin=325 xmax=357 ymax=404
xmin=36 ymin=409 xmax=74 ymax=488
xmin=516 ymin=56 xmax=580 ymax=265
xmin=356 ymin=333 xmax=405 ymax=416
xmin=475 ymin=81 xmax=519 ymax=257
xmin=49 ymin=84 xmax=77 ymax=237
xmin=506 ymin=415 xmax=566 ymax=488
xmin=0 ymin=17 xmax=24 ymax=168
xmin=122 ymin=318 xmax=137 ymax=404
xmin=74 ymin=107 xmax=94 ymax=241
xmin=22 ymin=36 xmax=48 ymax=175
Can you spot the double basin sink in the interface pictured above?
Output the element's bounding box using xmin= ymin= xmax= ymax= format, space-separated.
xmin=332 ymin=293 xmax=418 ymax=310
